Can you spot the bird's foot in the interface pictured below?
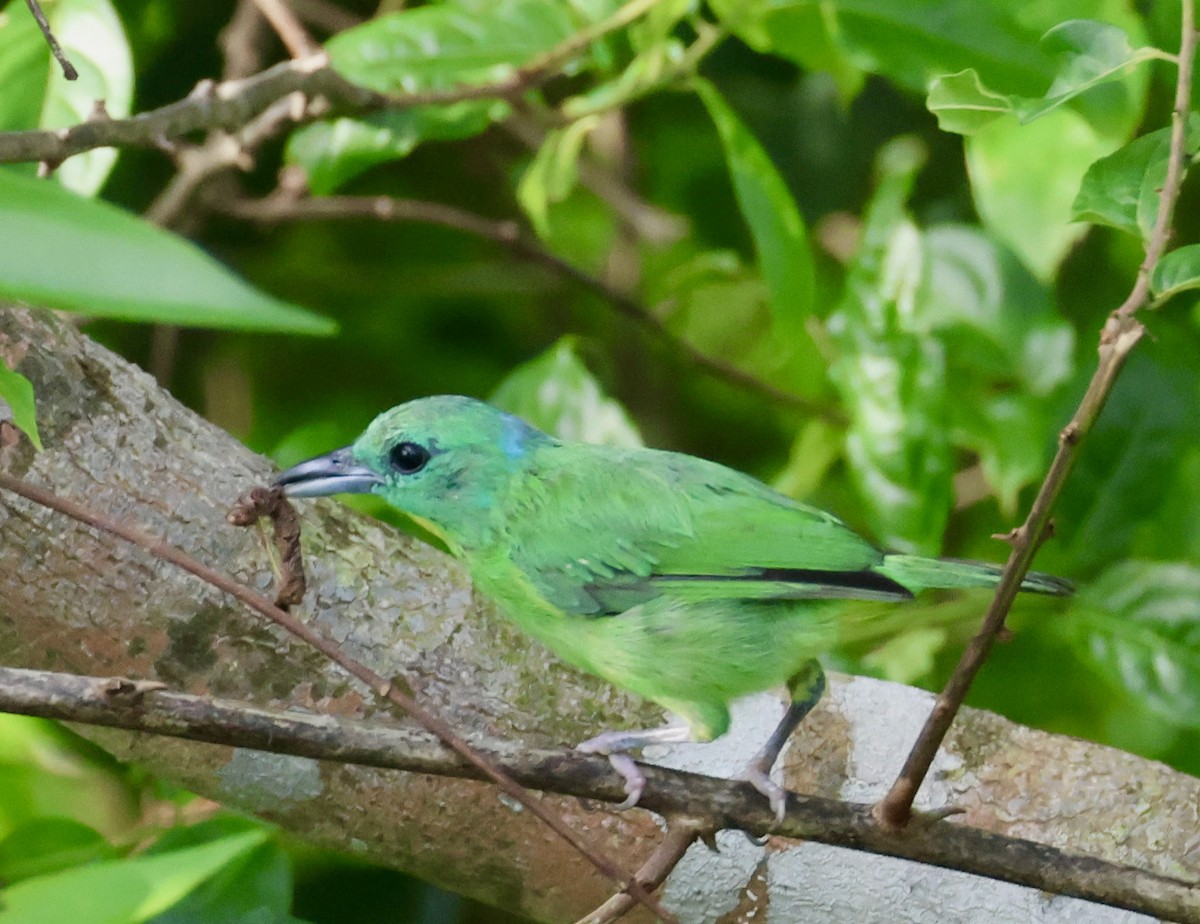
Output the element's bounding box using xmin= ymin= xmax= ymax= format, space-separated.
xmin=743 ymin=762 xmax=788 ymax=826
xmin=577 ymin=733 xmax=648 ymax=811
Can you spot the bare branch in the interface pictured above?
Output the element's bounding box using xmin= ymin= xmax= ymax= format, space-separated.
xmin=287 ymin=0 xmax=363 ymax=34
xmin=252 ymin=0 xmax=320 ymax=58
xmin=875 ymin=0 xmax=1199 ymax=830
xmin=0 ymin=664 xmax=1197 ymax=923
xmin=25 ymin=0 xmax=77 ymax=80
xmin=576 ymin=822 xmax=707 ymax=924
xmin=218 ymin=0 xmax=271 ymax=82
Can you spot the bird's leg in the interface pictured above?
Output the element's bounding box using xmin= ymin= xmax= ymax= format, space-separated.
xmin=576 ymin=725 xmax=695 ymax=811
xmin=743 ymin=658 xmax=826 ymax=824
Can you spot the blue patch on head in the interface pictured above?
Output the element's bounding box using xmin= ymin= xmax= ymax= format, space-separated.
xmin=498 ymin=411 xmax=545 ymax=459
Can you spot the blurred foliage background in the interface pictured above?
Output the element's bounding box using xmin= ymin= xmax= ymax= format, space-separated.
xmin=0 ymin=0 xmax=1198 ymax=920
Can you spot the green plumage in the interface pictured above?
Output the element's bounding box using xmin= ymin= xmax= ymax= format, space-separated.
xmin=275 ymin=395 xmax=1072 ymax=813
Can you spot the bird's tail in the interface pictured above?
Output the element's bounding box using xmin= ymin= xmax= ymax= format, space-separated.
xmin=877 ymin=554 xmax=1074 ymax=597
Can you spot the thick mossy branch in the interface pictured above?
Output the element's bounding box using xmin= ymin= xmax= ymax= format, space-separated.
xmin=1 ymin=306 xmax=1198 ymax=923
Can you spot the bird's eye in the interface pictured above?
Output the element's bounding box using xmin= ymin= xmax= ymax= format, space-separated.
xmin=388 ymin=441 xmax=430 ymax=474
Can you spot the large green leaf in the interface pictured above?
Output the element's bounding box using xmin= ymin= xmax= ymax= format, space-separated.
xmin=920 ymin=225 xmax=1074 ymax=394
xmin=918 ymin=225 xmax=1071 ymax=511
xmin=0 ymin=170 xmax=334 ymax=334
xmin=288 ymin=0 xmax=595 ymax=191
xmin=694 ymin=80 xmax=816 ymax=361
xmin=1068 ymin=561 xmax=1200 ymax=729
xmin=0 ymin=0 xmax=132 ymax=195
xmin=0 ymin=356 xmax=41 ymax=450
xmin=966 ymin=107 xmax=1116 ymax=280
xmin=1017 ymin=19 xmax=1158 ymax=125
xmin=490 ymin=337 xmax=643 ymax=446
xmin=827 ymin=138 xmax=952 ymax=553
xmin=712 ymin=0 xmax=1056 ymax=97
xmin=0 ymin=829 xmax=267 ymax=924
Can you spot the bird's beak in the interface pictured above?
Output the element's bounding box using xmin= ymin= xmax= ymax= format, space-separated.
xmin=273 ymin=447 xmax=383 ymax=498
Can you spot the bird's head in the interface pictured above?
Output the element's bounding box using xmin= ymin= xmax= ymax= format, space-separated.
xmin=273 ymin=395 xmax=551 ymax=551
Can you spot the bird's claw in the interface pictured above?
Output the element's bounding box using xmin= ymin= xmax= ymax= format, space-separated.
xmin=608 ymin=753 xmax=646 ymax=811
xmin=743 ymin=763 xmax=788 ymax=824
xmin=577 ymin=736 xmax=646 ymax=811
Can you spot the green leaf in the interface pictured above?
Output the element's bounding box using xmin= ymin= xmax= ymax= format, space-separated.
xmin=928 ymin=20 xmax=1153 ymax=137
xmin=967 ymin=107 xmax=1115 ymax=280
xmin=916 ymin=225 xmax=1071 ymax=510
xmin=1151 ymin=244 xmax=1200 ymax=302
xmin=920 ymin=225 xmax=1074 ymax=395
xmin=649 ymin=249 xmax=818 ymax=395
xmin=861 ymin=626 xmax=948 ymax=685
xmin=694 ymin=80 xmax=816 ymax=351
xmin=709 ymin=0 xmax=864 ymax=102
xmin=1056 ymin=323 xmax=1200 ymax=573
xmin=953 ymin=391 xmax=1052 ymax=515
xmin=326 ymin=0 xmax=582 ymax=93
xmin=0 ymin=829 xmax=267 ymax=924
xmin=0 ymin=356 xmax=41 ymax=450
xmin=287 ymin=105 xmax=498 ymax=195
xmin=1069 ymin=561 xmax=1200 ymax=729
xmin=290 ymin=0 xmax=593 ymax=190
xmin=1071 ymin=117 xmax=1200 ymax=240
xmin=0 ymin=0 xmax=133 ymax=196
xmin=490 ymin=337 xmax=642 ymax=447
xmin=146 ymin=818 xmax=298 ymax=924
xmin=561 ymin=36 xmax=690 ymax=119
xmin=0 ymin=170 xmax=335 ymax=334
xmin=0 ymin=818 xmax=117 ymax=884
xmin=827 ymin=137 xmax=953 ymax=553
xmin=1016 ymin=19 xmax=1157 ymax=124
xmin=772 ymin=418 xmax=843 ymax=501
xmin=714 ymin=0 xmax=1059 ymax=96
xmin=926 ymin=69 xmax=1013 ymax=135
xmin=517 ymin=115 xmax=601 ymax=238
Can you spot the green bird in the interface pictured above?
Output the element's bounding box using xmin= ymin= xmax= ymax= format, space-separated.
xmin=274 ymin=395 xmax=1071 ymax=820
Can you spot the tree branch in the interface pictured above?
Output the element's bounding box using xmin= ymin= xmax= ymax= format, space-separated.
xmin=24 ymin=0 xmax=78 ymax=80
xmin=1 ymin=664 xmax=1197 ymax=923
xmin=875 ymin=0 xmax=1199 ymax=829
xmin=251 ymin=0 xmax=320 ymax=58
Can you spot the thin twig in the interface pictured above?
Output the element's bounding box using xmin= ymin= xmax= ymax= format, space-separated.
xmin=217 ymin=191 xmax=845 ymax=420
xmin=218 ymin=0 xmax=271 ymax=82
xmin=875 ymin=0 xmax=1198 ymax=830
xmin=576 ymin=821 xmax=707 ymax=924
xmin=287 ymin=0 xmax=363 ymax=34
xmin=0 ymin=664 xmax=1197 ymax=923
xmin=25 ymin=0 xmax=77 ymax=80
xmin=252 ymin=0 xmax=320 ymax=58
xmin=0 ymin=472 xmax=675 ymax=924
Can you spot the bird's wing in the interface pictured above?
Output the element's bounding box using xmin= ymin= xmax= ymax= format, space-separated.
xmin=504 ymin=445 xmax=907 ymax=616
